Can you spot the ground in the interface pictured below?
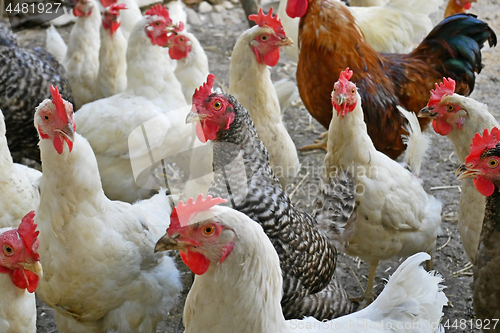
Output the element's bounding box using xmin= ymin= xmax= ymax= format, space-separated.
xmin=8 ymin=0 xmax=500 ymax=332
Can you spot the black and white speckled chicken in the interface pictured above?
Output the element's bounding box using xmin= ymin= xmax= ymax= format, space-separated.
xmin=185 ymin=74 xmax=357 ymax=320
xmin=0 ymin=20 xmax=73 ymax=162
xmin=457 ymin=128 xmax=500 ymax=324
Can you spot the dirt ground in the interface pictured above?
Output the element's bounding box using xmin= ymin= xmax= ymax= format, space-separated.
xmin=8 ymin=0 xmax=500 ymax=331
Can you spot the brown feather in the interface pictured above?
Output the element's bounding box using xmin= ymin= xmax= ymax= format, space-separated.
xmin=297 ymin=0 xmax=481 ymax=159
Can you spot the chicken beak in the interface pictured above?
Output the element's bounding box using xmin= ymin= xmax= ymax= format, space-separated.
xmin=336 ymin=94 xmax=346 ymax=106
xmin=418 ymin=106 xmax=436 ymax=118
xmin=155 ymin=233 xmax=180 ymax=252
xmin=456 ymin=163 xmax=482 ymax=180
xmin=185 ymin=111 xmax=208 ymax=124
xmin=56 ymin=122 xmax=75 ymax=142
xmin=275 ymin=36 xmax=293 ymax=47
xmin=20 ymin=261 xmax=43 ymax=278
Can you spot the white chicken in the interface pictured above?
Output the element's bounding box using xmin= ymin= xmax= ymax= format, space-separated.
xmin=75 ymin=5 xmax=195 ymax=203
xmin=34 ymin=86 xmax=182 ymax=333
xmin=154 ymin=196 xmax=447 ymax=333
xmin=323 ymin=68 xmax=442 ymax=303
xmin=0 ymin=211 xmax=43 ymax=333
xmin=419 ymin=77 xmax=499 ymax=264
xmin=95 ymin=3 xmax=128 ymax=99
xmin=101 ymin=0 xmax=143 ymax=40
xmin=229 ymin=8 xmax=300 ymax=186
xmin=0 ymin=109 xmax=40 ymax=230
xmin=278 ymin=0 xmax=442 ymax=62
xmin=46 ymin=0 xmax=101 ymax=109
xmin=165 ymin=29 xmax=209 ymax=104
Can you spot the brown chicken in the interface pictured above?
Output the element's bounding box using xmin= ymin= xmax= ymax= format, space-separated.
xmin=287 ymin=0 xmax=496 ymax=158
xmin=445 ymin=0 xmax=477 ymax=18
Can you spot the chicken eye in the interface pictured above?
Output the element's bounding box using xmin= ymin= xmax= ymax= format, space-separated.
xmin=260 ymin=34 xmax=269 ymax=41
xmin=3 ymin=245 xmax=13 ymax=256
xmin=488 ymin=159 xmax=498 ymax=168
xmin=154 ymin=21 xmax=160 ymax=26
xmin=213 ymin=101 xmax=222 ymax=110
xmin=180 ymin=37 xmax=185 ymax=42
xmin=44 ymin=115 xmax=50 ymax=121
xmin=447 ymin=105 xmax=454 ymax=112
xmin=203 ymin=226 xmax=215 ymax=235
xmin=351 ymin=89 xmax=355 ymax=94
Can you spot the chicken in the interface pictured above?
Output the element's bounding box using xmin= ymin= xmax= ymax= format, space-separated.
xmin=278 ymin=0 xmax=442 ymax=63
xmin=323 ymin=69 xmax=442 ymax=303
xmin=101 ymin=0 xmax=143 ymax=40
xmin=34 ymin=86 xmax=182 ymax=333
xmin=186 ymin=74 xmax=356 ymax=320
xmin=0 ymin=21 xmax=73 ymax=162
xmin=0 ymin=109 xmax=40 ymax=229
xmin=155 ymin=196 xmax=448 ymax=333
xmin=229 ymin=8 xmax=300 ymax=186
xmin=444 ymin=0 xmax=477 ymax=18
xmin=46 ymin=0 xmax=101 ymax=109
xmin=419 ymin=78 xmax=498 ymax=264
xmin=165 ymin=29 xmax=209 ymax=103
xmin=95 ymin=3 xmax=128 ymax=100
xmin=288 ymin=0 xmax=496 ymax=157
xmin=0 ymin=211 xmax=43 ymax=333
xmin=456 ymin=128 xmax=500 ymax=326
xmin=75 ymin=5 xmax=193 ymax=203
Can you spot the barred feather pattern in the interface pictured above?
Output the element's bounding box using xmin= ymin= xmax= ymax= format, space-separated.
xmin=474 ymin=180 xmax=500 ymax=323
xmin=208 ymin=94 xmax=355 ymax=320
xmin=312 ymin=172 xmax=357 ymax=252
xmin=0 ymin=21 xmax=73 ymax=162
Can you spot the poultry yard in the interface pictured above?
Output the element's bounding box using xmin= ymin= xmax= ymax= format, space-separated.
xmin=3 ymin=0 xmax=500 ymax=331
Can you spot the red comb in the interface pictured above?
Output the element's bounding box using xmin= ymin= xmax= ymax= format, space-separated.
xmin=101 ymin=0 xmax=117 ymax=7
xmin=428 ymin=77 xmax=456 ymax=106
xmin=176 ymin=194 xmax=227 ymax=227
xmin=192 ymin=74 xmax=215 ymax=110
xmin=249 ymin=8 xmax=285 ymax=38
xmin=107 ymin=3 xmax=127 ymax=14
xmin=466 ymin=128 xmax=500 ymax=165
xmin=17 ymin=211 xmax=40 ymax=260
xmin=50 ymin=85 xmax=67 ymax=122
xmin=145 ymin=4 xmax=171 ymax=23
xmin=338 ymin=68 xmax=353 ymax=85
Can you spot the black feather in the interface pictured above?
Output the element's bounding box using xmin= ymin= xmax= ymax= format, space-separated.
xmin=0 ymin=21 xmax=73 ymax=162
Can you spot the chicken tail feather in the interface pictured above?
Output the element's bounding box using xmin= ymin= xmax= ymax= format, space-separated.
xmin=399 ymin=106 xmax=430 ymax=177
xmin=412 ymin=13 xmax=497 ymax=95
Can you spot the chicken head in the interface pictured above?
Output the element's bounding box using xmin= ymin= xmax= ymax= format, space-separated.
xmin=331 ymin=68 xmax=358 ymax=117
xmin=0 ymin=211 xmax=43 ymax=293
xmin=35 ymin=85 xmax=75 ymax=154
xmin=247 ymin=8 xmax=292 ymax=67
xmin=73 ymin=0 xmax=94 ymax=17
xmin=155 ymin=195 xmax=233 ymax=276
xmin=186 ymin=74 xmax=237 ymax=143
xmin=102 ymin=3 xmax=127 ymax=35
xmin=144 ymin=4 xmax=175 ymax=46
xmin=457 ymin=127 xmax=500 ymax=196
xmin=418 ymin=78 xmax=465 ymax=136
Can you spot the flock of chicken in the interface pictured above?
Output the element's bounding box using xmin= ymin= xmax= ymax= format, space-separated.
xmin=0 ymin=0 xmax=498 ymax=331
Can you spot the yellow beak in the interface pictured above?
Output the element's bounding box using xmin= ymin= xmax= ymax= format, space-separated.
xmin=20 ymin=261 xmax=43 ymax=278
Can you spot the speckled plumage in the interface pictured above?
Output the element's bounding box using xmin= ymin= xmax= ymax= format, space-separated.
xmin=208 ymin=94 xmax=355 ymax=320
xmin=0 ymin=21 xmax=73 ymax=162
xmin=474 ymin=164 xmax=500 ymax=327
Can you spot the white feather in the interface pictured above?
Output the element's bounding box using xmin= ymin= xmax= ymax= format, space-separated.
xmin=45 ymin=24 xmax=67 ymax=64
xmin=399 ymin=106 xmax=430 ymax=177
